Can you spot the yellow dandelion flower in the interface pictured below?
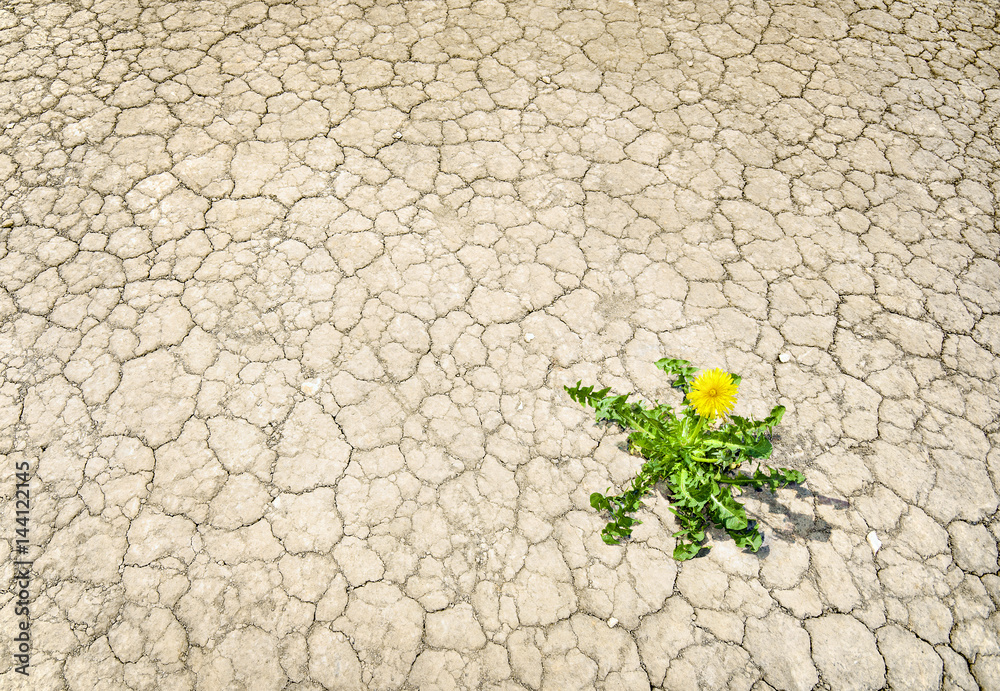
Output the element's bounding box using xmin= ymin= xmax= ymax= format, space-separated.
xmin=687 ymin=368 xmax=738 ymax=420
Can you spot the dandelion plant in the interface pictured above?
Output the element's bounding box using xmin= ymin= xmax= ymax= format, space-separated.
xmin=566 ymin=357 xmax=804 ymax=560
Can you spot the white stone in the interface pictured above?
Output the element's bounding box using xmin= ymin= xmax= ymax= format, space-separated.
xmin=867 ymin=531 xmax=882 ymax=554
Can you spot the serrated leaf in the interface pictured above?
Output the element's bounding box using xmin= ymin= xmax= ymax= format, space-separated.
xmin=732 ymin=527 xmax=763 ymax=552
xmin=654 ymin=357 xmax=698 ymax=393
xmin=709 ymin=490 xmax=748 ymax=531
xmin=766 ymin=405 xmax=786 ymax=426
xmin=744 ymin=435 xmax=773 ymax=459
xmin=673 ymin=541 xmax=703 ymax=560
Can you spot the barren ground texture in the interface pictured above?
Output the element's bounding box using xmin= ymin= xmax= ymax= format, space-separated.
xmin=0 ymin=0 xmax=998 ymax=689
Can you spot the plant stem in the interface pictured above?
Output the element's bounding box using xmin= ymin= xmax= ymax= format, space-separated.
xmin=715 ymin=474 xmax=753 ymax=485
xmin=686 ymin=416 xmax=707 ymax=444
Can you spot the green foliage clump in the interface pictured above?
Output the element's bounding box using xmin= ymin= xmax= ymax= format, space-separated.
xmin=566 ymin=358 xmax=805 ymax=560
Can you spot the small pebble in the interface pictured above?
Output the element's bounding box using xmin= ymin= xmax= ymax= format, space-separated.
xmin=607 ymin=617 xmax=618 ymax=628
xmin=524 ymin=333 xmax=535 ymax=342
xmin=778 ymin=352 xmax=791 ymax=363
xmin=866 ymin=531 xmax=882 ymax=554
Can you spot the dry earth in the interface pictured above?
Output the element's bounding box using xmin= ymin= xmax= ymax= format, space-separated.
xmin=0 ymin=0 xmax=999 ymax=689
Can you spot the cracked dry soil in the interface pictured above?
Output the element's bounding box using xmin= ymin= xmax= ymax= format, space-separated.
xmin=1 ymin=0 xmax=999 ymax=689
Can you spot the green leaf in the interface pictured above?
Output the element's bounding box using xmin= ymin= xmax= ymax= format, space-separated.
xmin=590 ymin=492 xmax=611 ymax=512
xmin=673 ymin=540 xmax=703 ymax=560
xmin=766 ymin=405 xmax=786 ymax=427
xmin=748 ymin=466 xmax=805 ymax=492
xmin=732 ymin=526 xmax=763 ymax=552
xmin=654 ymin=358 xmax=698 ymax=393
xmin=708 ymin=490 xmax=748 ymax=532
xmin=565 ymin=382 xmax=611 ymax=409
xmin=744 ymin=435 xmax=773 ymax=459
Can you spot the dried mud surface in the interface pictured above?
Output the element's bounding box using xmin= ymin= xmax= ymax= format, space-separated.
xmin=0 ymin=0 xmax=998 ymax=689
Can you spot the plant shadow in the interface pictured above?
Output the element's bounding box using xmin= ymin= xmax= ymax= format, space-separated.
xmin=744 ymin=482 xmax=847 ymax=554
xmin=665 ymin=480 xmax=848 ymax=560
